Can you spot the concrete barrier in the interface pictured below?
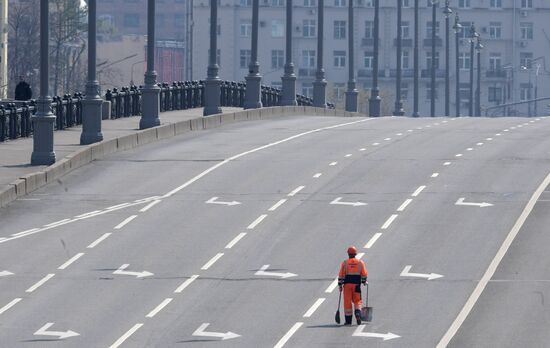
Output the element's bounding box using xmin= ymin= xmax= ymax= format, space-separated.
xmin=20 ymin=172 xmax=46 ymax=194
xmin=117 ymin=133 xmax=138 ymax=151
xmin=137 ymin=128 xmax=157 ymax=145
xmin=0 ymin=185 xmax=16 ymax=208
xmin=157 ymin=124 xmax=176 ymax=140
xmin=45 ymin=159 xmax=71 ymax=183
xmin=175 ymin=120 xmax=192 ymax=135
xmin=68 ymin=147 xmax=93 ymax=170
xmin=12 ymin=179 xmax=26 ymax=197
xmin=203 ymin=114 xmax=221 ymax=129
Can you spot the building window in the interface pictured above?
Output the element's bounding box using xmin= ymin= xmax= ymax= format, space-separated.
xmin=459 ymin=83 xmax=469 ymax=101
xmin=426 ymin=21 xmax=440 ymax=38
xmin=365 ymin=21 xmax=374 ymax=39
xmin=334 ymin=0 xmax=346 ymax=6
xmin=426 ymin=51 xmax=440 ymax=69
xmin=459 ymin=52 xmax=471 ymax=70
xmin=240 ymin=0 xmax=252 ymax=6
xmin=402 ymin=50 xmax=410 ymax=69
xmin=520 ymin=52 xmax=533 ymax=69
xmin=488 ymin=86 xmax=503 ymax=103
xmin=271 ymin=0 xmax=285 ymax=6
xmin=174 ymin=14 xmax=185 ymax=28
xmin=490 ymin=0 xmax=502 ymax=8
xmin=123 ymin=14 xmax=140 ymax=28
xmin=334 ymin=20 xmax=346 ymax=39
xmin=401 ymin=21 xmax=410 ymax=39
xmin=240 ymin=49 xmax=251 ymax=68
xmin=364 ymin=52 xmax=373 ymax=69
xmin=303 ymin=19 xmax=316 ymax=38
xmin=333 ymin=83 xmax=345 ymax=100
xmin=302 ymin=50 xmax=316 ymax=68
xmin=459 ymin=22 xmax=472 ymax=38
xmin=304 ymin=0 xmax=316 ymax=6
xmin=240 ymin=20 xmax=252 ymax=37
xmin=271 ymin=20 xmax=284 ymax=37
xmin=334 ymin=50 xmax=346 ymax=68
xmin=489 ymin=22 xmax=502 ymax=39
xmin=520 ymin=22 xmax=533 ymax=40
xmin=271 ymin=50 xmax=285 ymax=69
xmin=489 ymin=53 xmax=502 ymax=72
xmin=520 ymin=83 xmax=532 ymax=101
xmin=521 ymin=0 xmax=533 ymax=9
xmin=458 ymin=0 xmax=471 ymax=8
xmin=302 ymin=84 xmax=313 ymax=97
xmin=401 ymin=83 xmax=409 ymax=100
xmin=426 ymin=83 xmax=439 ymax=100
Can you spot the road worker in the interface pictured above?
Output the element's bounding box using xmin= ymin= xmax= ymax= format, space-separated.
xmin=338 ymin=246 xmax=368 ymax=325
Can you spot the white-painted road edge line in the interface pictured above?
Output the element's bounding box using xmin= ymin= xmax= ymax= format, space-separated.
xmin=58 ymin=253 xmax=85 ymax=270
xmin=109 ymin=323 xmax=144 ymax=348
xmin=175 ymin=275 xmax=199 ymax=293
xmin=325 ymin=278 xmax=339 ymax=293
xmin=381 ymin=214 xmax=398 ymax=230
xmin=437 ymin=172 xmax=550 ymax=348
xmin=269 ymin=199 xmax=288 ymax=212
xmin=247 ymin=214 xmax=268 ymax=230
xmin=0 ymin=298 xmax=22 ymax=316
xmin=274 ymin=322 xmax=304 ymax=348
xmin=288 ymin=186 xmax=305 ymax=197
xmin=139 ymin=200 xmax=161 ymax=212
xmin=114 ymin=215 xmax=138 ymax=229
xmin=146 ymin=298 xmax=173 ymax=318
xmin=397 ymin=199 xmax=413 ymax=212
xmin=364 ymin=233 xmax=383 ymax=249
xmin=26 ymin=274 xmax=55 ymax=293
xmin=412 ymin=185 xmax=426 ymax=197
xmin=303 ymin=298 xmax=326 ymax=317
xmin=201 ymin=253 xmax=224 ymax=270
xmin=225 ymin=233 xmax=247 ymax=249
xmin=87 ymin=233 xmax=112 ymax=249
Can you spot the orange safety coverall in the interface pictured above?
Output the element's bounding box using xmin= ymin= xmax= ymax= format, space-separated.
xmin=338 ymin=258 xmax=368 ymax=316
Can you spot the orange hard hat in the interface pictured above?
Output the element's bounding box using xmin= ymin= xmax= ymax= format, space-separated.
xmin=347 ymin=246 xmax=358 ymax=255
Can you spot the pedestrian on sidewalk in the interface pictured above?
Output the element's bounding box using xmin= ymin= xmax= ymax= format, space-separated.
xmin=338 ymin=246 xmax=368 ymax=325
xmin=15 ymin=76 xmax=33 ymax=101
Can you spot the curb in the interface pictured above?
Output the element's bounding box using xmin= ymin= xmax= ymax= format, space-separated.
xmin=0 ymin=106 xmax=363 ymax=208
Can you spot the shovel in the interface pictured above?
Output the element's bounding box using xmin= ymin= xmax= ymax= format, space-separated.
xmin=360 ymin=282 xmax=373 ymax=322
xmin=335 ymin=288 xmax=342 ymax=324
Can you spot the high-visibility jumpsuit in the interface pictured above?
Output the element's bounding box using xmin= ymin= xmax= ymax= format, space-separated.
xmin=338 ymin=258 xmax=368 ymax=316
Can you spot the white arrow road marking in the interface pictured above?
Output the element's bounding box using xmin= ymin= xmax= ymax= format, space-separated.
xmin=330 ymin=197 xmax=367 ymax=207
xmin=353 ymin=325 xmax=400 ymax=340
xmin=255 ymin=265 xmax=297 ymax=279
xmin=113 ymin=264 xmax=153 ymax=278
xmin=34 ymin=323 xmax=80 ymax=339
xmin=205 ymin=197 xmax=241 ymax=206
xmin=455 ymin=198 xmax=494 ymax=208
xmin=400 ymin=265 xmax=443 ymax=280
xmin=0 ymin=270 xmax=14 ymax=277
xmin=192 ymin=323 xmax=241 ymax=341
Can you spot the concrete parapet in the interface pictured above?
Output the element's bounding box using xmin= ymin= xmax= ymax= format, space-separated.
xmin=220 ymin=113 xmax=236 ymax=125
xmin=67 ymin=147 xmax=93 ymax=171
xmin=175 ymin=120 xmax=192 ymax=135
xmin=137 ymin=128 xmax=157 ymax=145
xmin=117 ymin=133 xmax=138 ymax=151
xmin=247 ymin=109 xmax=261 ymax=120
xmin=45 ymin=159 xmax=71 ymax=183
xmin=20 ymin=172 xmax=46 ymax=194
xmin=203 ymin=114 xmax=222 ymax=129
xmin=0 ymin=185 xmax=16 ymax=208
xmin=190 ymin=118 xmax=203 ymax=131
xmin=12 ymin=179 xmax=26 ymax=197
xmin=157 ymin=124 xmax=176 ymax=140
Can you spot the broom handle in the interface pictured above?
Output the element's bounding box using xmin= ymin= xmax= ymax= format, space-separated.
xmin=365 ymin=282 xmax=369 ymax=307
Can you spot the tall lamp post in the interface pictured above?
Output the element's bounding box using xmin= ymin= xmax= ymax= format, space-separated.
xmin=453 ymin=13 xmax=462 ymax=117
xmin=140 ymin=0 xmax=161 ymax=128
xmin=475 ymin=36 xmax=483 ymax=117
xmin=244 ymin=0 xmax=262 ymax=109
xmin=443 ymin=0 xmax=452 ymax=117
xmin=412 ymin=0 xmax=420 ymax=117
xmin=369 ymin=0 xmax=381 ymax=117
xmin=468 ymin=24 xmax=478 ymax=116
xmin=430 ymin=0 xmax=438 ymax=117
xmin=204 ymin=0 xmax=222 ymax=116
xmin=281 ymin=0 xmax=297 ymax=106
xmin=313 ymin=0 xmax=326 ymax=108
xmin=393 ymin=0 xmax=404 ymax=116
xmin=345 ymin=0 xmax=358 ymax=112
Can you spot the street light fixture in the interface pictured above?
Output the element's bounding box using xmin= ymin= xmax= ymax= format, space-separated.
xmin=468 ymin=24 xmax=479 ymax=116
xmin=453 ymin=13 xmax=462 ymax=117
xmin=475 ymin=36 xmax=483 ymax=117
xmin=443 ymin=0 xmax=452 ymax=117
xmin=430 ymin=0 xmax=439 ymax=117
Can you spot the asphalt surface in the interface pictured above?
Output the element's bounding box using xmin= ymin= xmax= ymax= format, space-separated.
xmin=0 ymin=115 xmax=549 ymax=347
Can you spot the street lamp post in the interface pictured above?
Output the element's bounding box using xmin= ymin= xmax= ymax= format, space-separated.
xmin=369 ymin=0 xmax=381 ymax=117
xmin=469 ymin=24 xmax=478 ymax=116
xmin=345 ymin=0 xmax=358 ymax=112
xmin=394 ymin=0 xmax=404 ymax=116
xmin=244 ymin=0 xmax=262 ymax=109
xmin=430 ymin=0 xmax=438 ymax=117
xmin=281 ymin=0 xmax=297 ymax=106
xmin=535 ymin=63 xmax=540 ymax=116
xmin=31 ymin=0 xmax=56 ymax=165
xmin=475 ymin=36 xmax=483 ymax=117
xmin=413 ymin=0 xmax=420 ymax=117
xmin=453 ymin=14 xmax=462 ymax=117
xmin=443 ymin=0 xmax=452 ymax=117
xmin=204 ymin=0 xmax=222 ymax=116
xmin=313 ymin=0 xmax=326 ymax=108
xmin=140 ymin=0 xmax=161 ymax=128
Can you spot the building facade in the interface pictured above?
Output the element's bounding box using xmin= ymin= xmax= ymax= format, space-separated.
xmin=193 ymin=0 xmax=550 ymax=116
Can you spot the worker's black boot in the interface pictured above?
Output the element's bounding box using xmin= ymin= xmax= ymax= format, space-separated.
xmin=344 ymin=315 xmax=352 ymax=325
xmin=355 ymin=309 xmax=362 ymax=325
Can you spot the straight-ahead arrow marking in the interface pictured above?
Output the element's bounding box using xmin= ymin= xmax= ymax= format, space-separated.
xmin=255 ymin=264 xmax=297 ymax=279
xmin=352 ymin=325 xmax=400 ymax=341
xmin=113 ymin=264 xmax=153 ymax=278
xmin=400 ymin=265 xmax=443 ymax=280
xmin=330 ymin=197 xmax=367 ymax=207
xmin=34 ymin=323 xmax=80 ymax=339
xmin=205 ymin=197 xmax=241 ymax=206
xmin=455 ymin=198 xmax=493 ymax=208
xmin=192 ymin=323 xmax=240 ymax=340
xmin=0 ymin=270 xmax=14 ymax=277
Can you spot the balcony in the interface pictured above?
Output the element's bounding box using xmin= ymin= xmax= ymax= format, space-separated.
xmin=486 ymin=70 xmax=507 ymax=78
xmin=421 ymin=69 xmax=445 ymax=78
xmin=393 ymin=38 xmax=413 ymax=48
xmin=423 ymin=37 xmax=443 ymax=47
xmin=357 ymin=69 xmax=386 ymax=78
xmin=298 ymin=68 xmax=316 ymax=77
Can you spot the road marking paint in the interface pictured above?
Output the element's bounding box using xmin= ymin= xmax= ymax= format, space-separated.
xmin=437 ymin=172 xmax=550 ymax=348
xmin=384 ymin=138 xmax=391 ymax=141
xmin=109 ymin=323 xmax=144 ymax=348
xmin=510 ymin=127 xmax=516 ymax=129
xmin=504 ymin=129 xmax=509 ymax=132
xmin=431 ymin=172 xmax=439 ymax=178
xmin=106 ymin=203 xmax=131 ymax=210
xmin=396 ymin=133 xmax=403 ymax=136
xmin=0 ymin=298 xmax=22 ymax=316
xmin=345 ymin=154 xmax=352 ymax=157
xmin=201 ymin=253 xmax=224 ymax=270
xmin=303 ymin=298 xmax=326 ymax=318
xmin=58 ymin=253 xmax=85 ymax=270
xmin=247 ymin=214 xmax=268 ymax=230
xmin=146 ymin=298 xmax=173 ymax=318
xmin=496 ymin=133 xmax=502 ymax=136
xmin=18 ymin=198 xmax=40 ymax=201
xmin=75 ymin=211 xmax=101 ymax=218
xmin=274 ymin=322 xmax=304 ymax=348
xmin=359 ymin=148 xmax=366 ymax=151
xmin=11 ymin=228 xmax=40 ymax=237
xmin=412 ymin=185 xmax=426 ymax=197
xmin=397 ymin=199 xmax=413 ymax=212
xmin=372 ymin=142 xmax=380 ymax=146
xmin=426 ymin=125 xmax=431 ymax=128
xmin=44 ymin=219 xmax=71 ymax=227
xmin=288 ymin=186 xmax=305 ymax=197
xmin=174 ymin=275 xmax=199 ymax=293
xmin=329 ymin=161 xmax=338 ymax=166
xmin=434 ymin=123 xmax=440 ymax=125
xmin=486 ymin=137 xmax=493 ymax=141
xmin=455 ymin=153 xmax=463 ymax=157
xmin=443 ymin=162 xmax=451 ymax=166
xmin=364 ymin=233 xmax=382 ymax=249
xmin=87 ymin=233 xmax=112 ymax=249
xmin=313 ymin=173 xmax=323 ymax=178
xmin=381 ymin=214 xmax=398 ymax=229
xmin=225 ymin=233 xmax=247 ymax=249
xmin=325 ymin=278 xmax=339 ymax=293
xmin=466 ymin=148 xmax=473 ymax=151
xmin=517 ymin=125 xmax=523 ymax=128
xmin=416 ymin=127 xmax=422 ymax=129
xmin=26 ymin=274 xmax=55 ymax=293
xmin=356 ymin=252 xmax=365 ymax=260
xmin=407 ymin=129 xmax=413 ymax=132
xmin=139 ymin=200 xmax=161 ymax=212
xmin=477 ymin=142 xmax=484 ymax=146
xmin=114 ymin=215 xmax=138 ymax=229
xmin=269 ymin=199 xmax=288 ymax=212
xmin=442 ymin=120 xmax=448 ymax=123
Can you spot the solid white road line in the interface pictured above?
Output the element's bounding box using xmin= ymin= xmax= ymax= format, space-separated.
xmin=11 ymin=228 xmax=40 ymax=237
xmin=431 ymin=173 xmax=439 ymax=178
xmin=274 ymin=322 xmax=304 ymax=348
xmin=174 ymin=275 xmax=199 ymax=293
xmin=75 ymin=210 xmax=102 ymax=218
xmin=26 ymin=274 xmax=55 ymax=293
xmin=146 ymin=298 xmax=173 ymax=318
xmin=87 ymin=233 xmax=112 ymax=249
xmin=44 ymin=219 xmax=71 ymax=227
xmin=114 ymin=215 xmax=138 ymax=229
xmin=0 ymin=298 xmax=22 ymax=316
xmin=201 ymin=253 xmax=224 ymax=270
xmin=139 ymin=200 xmax=161 ymax=212
xmin=381 ymin=214 xmax=398 ymax=229
xmin=437 ymin=172 xmax=550 ymax=348
xmin=225 ymin=233 xmax=247 ymax=249
xmin=412 ymin=185 xmax=426 ymax=197
xmin=247 ymin=214 xmax=268 ymax=230
xmin=443 ymin=162 xmax=451 ymax=166
xmin=313 ymin=173 xmax=323 ymax=178
xmin=58 ymin=253 xmax=85 ymax=270
xmin=397 ymin=199 xmax=413 ymax=212
xmin=325 ymin=278 xmax=339 ymax=293
xmin=269 ymin=199 xmax=288 ymax=212
xmin=329 ymin=161 xmax=338 ymax=166
xmin=356 ymin=252 xmax=365 ymax=260
xmin=303 ymin=298 xmax=326 ymax=318
xmin=364 ymin=233 xmax=383 ymax=249
xmin=109 ymin=323 xmax=144 ymax=348
xmin=106 ymin=203 xmax=131 ymax=210
xmin=288 ymin=186 xmax=305 ymax=197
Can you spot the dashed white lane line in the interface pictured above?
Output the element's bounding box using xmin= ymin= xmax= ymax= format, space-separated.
xmin=329 ymin=161 xmax=338 ymax=166
xmin=466 ymin=148 xmax=473 ymax=151
xmin=114 ymin=215 xmax=138 ymax=229
xmin=313 ymin=173 xmax=323 ymax=178
xmin=495 ymin=133 xmax=502 ymax=136
xmin=269 ymin=199 xmax=288 ymax=212
xmin=44 ymin=219 xmax=71 ymax=227
xmin=345 ymin=154 xmax=353 ymax=157
xmin=431 ymin=172 xmax=440 ymax=178
xmin=274 ymin=322 xmax=304 ymax=348
xmin=26 ymin=274 xmax=55 ymax=293
xmin=247 ymin=214 xmax=268 ymax=230
xmin=504 ymin=129 xmax=509 ymax=132
xmin=359 ymin=148 xmax=366 ymax=151
xmin=364 ymin=233 xmax=383 ymax=249
xmin=109 ymin=323 xmax=144 ymax=348
xmin=146 ymin=298 xmax=173 ymax=318
xmin=407 ymin=129 xmax=413 ymax=132
xmin=11 ymin=228 xmax=40 ymax=237
xmin=384 ymin=138 xmax=391 ymax=141
xmin=87 ymin=233 xmax=112 ymax=249
xmin=174 ymin=275 xmax=199 ymax=293
xmin=106 ymin=203 xmax=132 ymax=210
xmin=225 ymin=233 xmax=247 ymax=249
xmin=325 ymin=278 xmax=339 ymax=293
xmin=396 ymin=133 xmax=403 ymax=136
xmin=58 ymin=253 xmax=85 ymax=270
xmin=372 ymin=142 xmax=380 ymax=146
xmin=412 ymin=185 xmax=426 ymax=197
xmin=455 ymin=154 xmax=463 ymax=157
xmin=486 ymin=137 xmax=493 ymax=141
xmin=75 ymin=210 xmax=101 ymax=218
xmin=397 ymin=199 xmax=413 ymax=212
xmin=201 ymin=253 xmax=224 ymax=270
xmin=381 ymin=214 xmax=399 ymax=230
xmin=0 ymin=298 xmax=22 ymax=316
xmin=303 ymin=298 xmax=326 ymax=318
xmin=443 ymin=162 xmax=451 ymax=166
xmin=139 ymin=200 xmax=161 ymax=213
xmin=288 ymin=186 xmax=305 ymax=197
xmin=477 ymin=142 xmax=484 ymax=146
